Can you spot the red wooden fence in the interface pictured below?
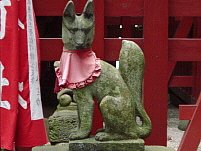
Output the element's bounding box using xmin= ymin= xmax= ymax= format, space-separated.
xmin=179 ymin=93 xmax=201 ymax=151
xmin=33 ymin=0 xmax=201 ymax=146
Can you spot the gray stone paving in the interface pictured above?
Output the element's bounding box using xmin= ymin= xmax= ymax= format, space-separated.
xmin=167 ymin=105 xmax=201 ymax=151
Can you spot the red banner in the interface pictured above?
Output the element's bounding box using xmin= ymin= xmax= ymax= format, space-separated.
xmin=0 ymin=0 xmax=47 ymax=150
xmin=0 ymin=0 xmax=19 ymax=149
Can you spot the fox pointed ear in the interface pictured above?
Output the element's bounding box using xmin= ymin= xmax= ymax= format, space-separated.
xmin=83 ymin=0 xmax=94 ymax=20
xmin=63 ymin=1 xmax=75 ymax=22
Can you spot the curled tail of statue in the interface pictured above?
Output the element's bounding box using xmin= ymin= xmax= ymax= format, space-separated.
xmin=119 ymin=40 xmax=152 ymax=138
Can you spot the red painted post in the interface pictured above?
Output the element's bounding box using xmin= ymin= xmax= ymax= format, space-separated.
xmin=178 ymin=93 xmax=201 ymax=151
xmin=143 ymin=0 xmax=168 ymax=145
xmin=192 ymin=18 xmax=201 ymax=101
xmin=93 ymin=0 xmax=105 ymax=59
xmin=192 ymin=63 xmax=201 ymax=102
xmin=91 ymin=0 xmax=105 ymax=134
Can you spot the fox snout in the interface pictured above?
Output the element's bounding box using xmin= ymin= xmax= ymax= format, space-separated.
xmin=74 ymin=30 xmax=86 ymax=47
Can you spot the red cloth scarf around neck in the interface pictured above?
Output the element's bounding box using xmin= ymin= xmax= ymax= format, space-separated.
xmin=55 ymin=48 xmax=101 ymax=91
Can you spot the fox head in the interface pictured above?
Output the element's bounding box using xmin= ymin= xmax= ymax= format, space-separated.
xmin=62 ymin=0 xmax=95 ymax=50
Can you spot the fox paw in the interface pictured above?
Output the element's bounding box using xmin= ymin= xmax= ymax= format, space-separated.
xmin=69 ymin=131 xmax=89 ymax=140
xmin=95 ymin=132 xmax=111 ymax=141
xmin=95 ymin=132 xmax=128 ymax=141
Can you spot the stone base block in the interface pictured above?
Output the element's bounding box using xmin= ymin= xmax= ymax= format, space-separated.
xmin=48 ymin=109 xmax=78 ymax=143
xmin=33 ymin=143 xmax=69 ymax=151
xmin=33 ymin=140 xmax=175 ymax=151
xmin=69 ymin=138 xmax=144 ymax=151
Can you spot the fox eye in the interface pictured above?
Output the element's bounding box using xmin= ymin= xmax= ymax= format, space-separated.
xmin=67 ymin=27 xmax=92 ymax=33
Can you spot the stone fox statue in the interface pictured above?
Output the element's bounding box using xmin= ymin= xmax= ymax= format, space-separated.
xmin=55 ymin=0 xmax=152 ymax=141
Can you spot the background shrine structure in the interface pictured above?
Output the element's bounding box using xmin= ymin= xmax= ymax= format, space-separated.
xmin=32 ymin=0 xmax=201 ymax=150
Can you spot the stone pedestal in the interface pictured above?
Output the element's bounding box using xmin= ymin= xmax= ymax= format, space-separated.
xmin=48 ymin=103 xmax=78 ymax=143
xmin=33 ymin=143 xmax=69 ymax=151
xmin=33 ymin=140 xmax=175 ymax=151
xmin=69 ymin=138 xmax=144 ymax=151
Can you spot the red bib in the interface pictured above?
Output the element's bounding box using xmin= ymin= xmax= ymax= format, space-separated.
xmin=55 ymin=48 xmax=101 ymax=91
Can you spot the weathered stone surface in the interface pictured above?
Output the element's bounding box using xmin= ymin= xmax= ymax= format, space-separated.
xmin=33 ymin=143 xmax=69 ymax=151
xmin=178 ymin=120 xmax=189 ymax=131
xmin=69 ymin=138 xmax=144 ymax=151
xmin=48 ymin=107 xmax=78 ymax=143
xmin=33 ymin=143 xmax=175 ymax=151
xmin=145 ymin=146 xmax=175 ymax=151
xmin=54 ymin=0 xmax=151 ymax=142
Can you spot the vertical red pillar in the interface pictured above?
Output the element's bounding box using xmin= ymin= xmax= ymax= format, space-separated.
xmin=143 ymin=0 xmax=168 ymax=145
xmin=192 ymin=18 xmax=201 ymax=100
xmin=93 ymin=0 xmax=104 ymax=59
xmin=192 ymin=63 xmax=201 ymax=101
xmin=91 ymin=0 xmax=104 ymax=134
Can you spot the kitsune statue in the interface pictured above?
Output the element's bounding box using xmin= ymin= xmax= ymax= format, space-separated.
xmin=54 ymin=0 xmax=151 ymax=141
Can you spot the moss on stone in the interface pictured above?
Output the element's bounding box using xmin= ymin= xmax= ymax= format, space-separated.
xmin=178 ymin=120 xmax=189 ymax=131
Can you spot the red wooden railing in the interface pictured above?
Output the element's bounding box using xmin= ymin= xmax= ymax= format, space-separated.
xmin=179 ymin=92 xmax=201 ymax=151
xmin=33 ymin=0 xmax=201 ymax=146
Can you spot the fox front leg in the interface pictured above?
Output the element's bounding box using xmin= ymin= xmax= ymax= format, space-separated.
xmin=69 ymin=90 xmax=94 ymax=140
